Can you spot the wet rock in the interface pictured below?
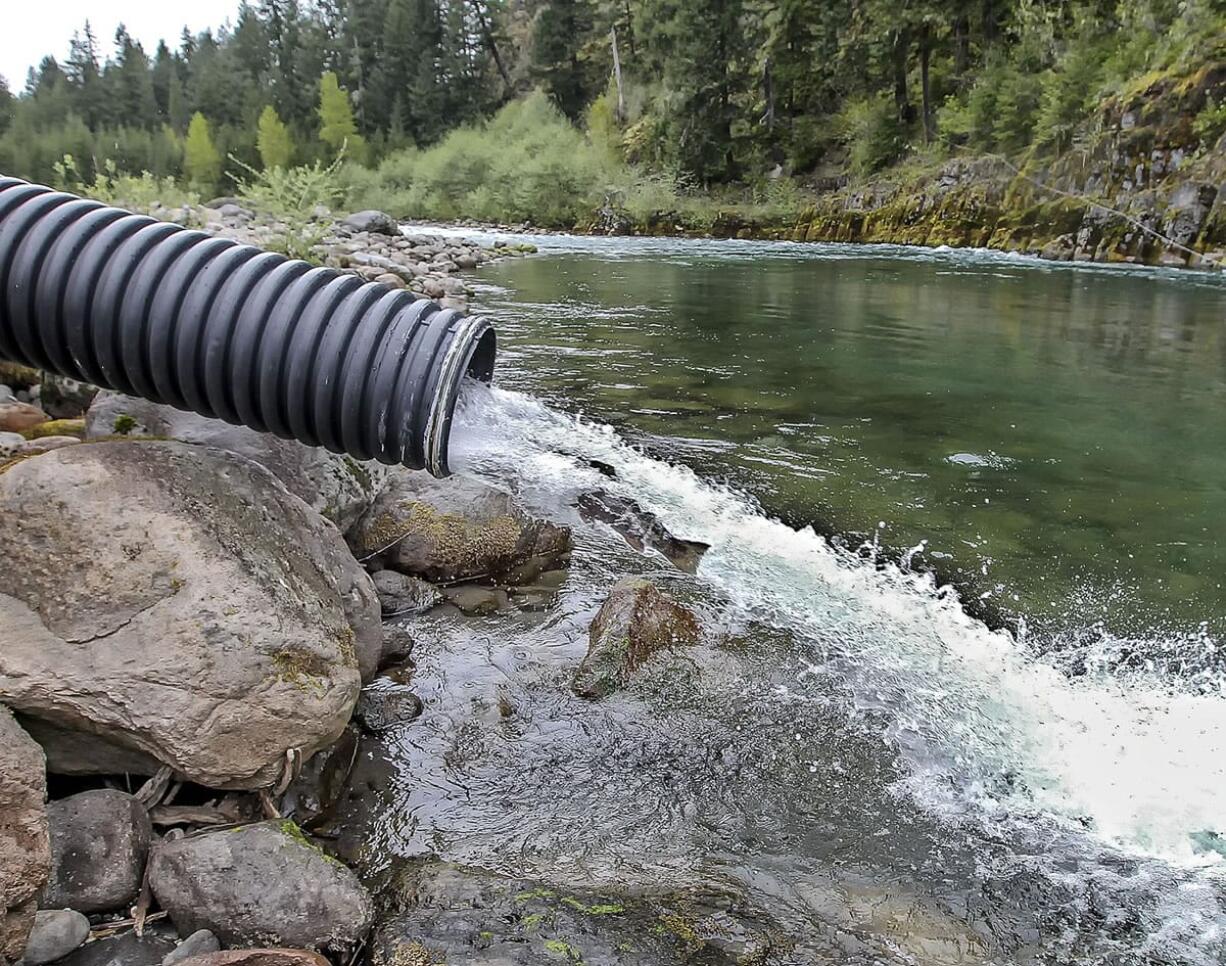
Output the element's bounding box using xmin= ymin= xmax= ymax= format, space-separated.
xmin=373 ymin=273 xmax=406 ymax=289
xmin=85 ymin=393 xmax=389 ymax=535
xmin=57 ymin=924 xmax=178 ymax=966
xmin=442 ymin=585 xmax=510 ymax=616
xmin=0 ymin=442 xmax=367 ymax=788
xmin=162 ymin=930 xmax=220 ymax=966
xmin=573 ymin=577 xmax=701 ymax=699
xmin=0 ymin=402 xmax=47 ymax=434
xmin=21 ymin=910 xmax=89 ymax=965
xmin=148 ymin=821 xmax=373 ymax=951
xmin=172 ymin=952 xmax=328 ymax=966
xmin=342 ymin=211 xmax=399 ymax=236
xmin=38 ymin=375 xmax=98 ymax=421
xmin=0 ymin=708 xmax=50 ymax=966
xmin=370 ymin=571 xmax=443 ymax=617
xmin=577 ymin=491 xmax=710 ymax=573
xmin=370 ymin=862 xmax=771 ymax=966
xmin=42 ymin=791 xmax=151 ymax=914
xmin=354 ymin=682 xmax=423 ymax=734
xmin=281 ymin=726 xmax=360 ymax=825
xmin=350 ymin=469 xmax=571 ymax=585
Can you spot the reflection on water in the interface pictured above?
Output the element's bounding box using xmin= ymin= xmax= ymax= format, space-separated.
xmin=452 ymin=233 xmax=1226 ymax=647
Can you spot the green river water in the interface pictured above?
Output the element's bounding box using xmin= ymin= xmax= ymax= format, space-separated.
xmin=460 ymin=233 xmax=1226 ymax=650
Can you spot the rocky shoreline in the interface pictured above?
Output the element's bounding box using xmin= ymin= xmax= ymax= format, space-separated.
xmin=0 ymin=379 xmax=724 ymax=965
xmin=0 ymin=203 xmax=763 ymax=965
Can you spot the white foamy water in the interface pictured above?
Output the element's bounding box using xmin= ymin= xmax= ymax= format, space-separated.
xmin=450 ymin=385 xmax=1226 ymax=881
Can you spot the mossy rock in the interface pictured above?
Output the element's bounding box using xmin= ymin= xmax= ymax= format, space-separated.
xmin=21 ymin=419 xmax=86 ymax=441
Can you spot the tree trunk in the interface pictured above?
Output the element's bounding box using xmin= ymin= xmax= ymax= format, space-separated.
xmin=954 ymin=3 xmax=971 ymax=80
xmin=610 ymin=25 xmax=626 ymax=121
xmin=920 ymin=26 xmax=933 ymax=143
xmin=469 ymin=0 xmax=512 ymax=96
xmin=891 ymin=27 xmax=914 ymax=125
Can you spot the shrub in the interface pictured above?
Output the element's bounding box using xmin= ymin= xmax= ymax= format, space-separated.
xmin=52 ymin=156 xmax=198 ymax=210
xmin=837 ymin=94 xmax=906 ymax=175
xmin=231 ymin=152 xmax=346 ymax=261
xmin=346 ymin=91 xmax=608 ymax=227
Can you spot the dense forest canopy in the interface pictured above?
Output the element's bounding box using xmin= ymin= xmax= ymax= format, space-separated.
xmin=0 ymin=0 xmax=1222 ymax=201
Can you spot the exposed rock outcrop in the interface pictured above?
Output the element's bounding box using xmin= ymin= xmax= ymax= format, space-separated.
xmin=0 ymin=441 xmax=373 ymax=788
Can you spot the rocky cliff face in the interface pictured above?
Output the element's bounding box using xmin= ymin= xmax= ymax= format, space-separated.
xmin=655 ymin=66 xmax=1226 ymax=269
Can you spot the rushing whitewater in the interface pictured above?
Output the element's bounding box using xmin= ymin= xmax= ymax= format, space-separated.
xmin=445 ymin=381 xmax=1226 ymax=962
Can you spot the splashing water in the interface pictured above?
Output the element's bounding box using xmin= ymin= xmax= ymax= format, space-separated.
xmin=450 ymin=383 xmax=1226 ymax=879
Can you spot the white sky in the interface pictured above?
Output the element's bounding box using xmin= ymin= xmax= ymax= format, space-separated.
xmin=2 ymin=1 xmax=243 ymax=90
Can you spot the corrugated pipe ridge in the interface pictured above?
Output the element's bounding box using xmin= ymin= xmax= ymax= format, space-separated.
xmin=0 ymin=175 xmax=496 ymax=476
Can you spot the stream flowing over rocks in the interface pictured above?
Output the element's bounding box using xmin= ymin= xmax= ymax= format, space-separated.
xmin=3 ymin=215 xmax=1221 ymax=966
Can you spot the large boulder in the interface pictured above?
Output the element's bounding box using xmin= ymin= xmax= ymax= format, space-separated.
xmin=0 ymin=441 xmax=377 ymax=788
xmin=349 ymin=470 xmax=571 ymax=585
xmin=573 ymin=577 xmax=701 ymax=700
xmin=148 ymin=822 xmax=373 ymax=951
xmin=0 ymin=708 xmax=50 ymax=966
xmin=42 ymin=790 xmax=151 ymax=914
xmin=341 ymin=211 xmax=399 ymax=236
xmin=85 ymin=393 xmax=388 ymax=534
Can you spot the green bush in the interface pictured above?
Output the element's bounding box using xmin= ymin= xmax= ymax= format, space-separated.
xmin=51 ymin=156 xmax=198 ymax=210
xmin=231 ymin=152 xmax=346 ymax=261
xmin=346 ymin=92 xmax=609 ymax=227
xmin=837 ymin=94 xmax=906 ymax=175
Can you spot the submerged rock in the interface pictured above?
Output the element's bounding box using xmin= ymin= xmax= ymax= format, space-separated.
xmin=576 ymin=491 xmax=710 ymax=573
xmin=85 ymin=393 xmax=388 ymax=535
xmin=148 ymin=821 xmax=373 ymax=951
xmin=0 ymin=708 xmax=50 ymax=966
xmin=173 ymin=952 xmax=329 ymax=966
xmin=573 ymin=577 xmax=701 ymax=699
xmin=21 ymin=910 xmax=89 ymax=966
xmin=0 ymin=441 xmax=370 ymax=788
xmin=370 ymin=862 xmax=776 ymax=966
xmin=350 ymin=470 xmax=572 ymax=585
xmin=42 ymin=790 xmax=151 ymax=914
xmin=354 ymin=681 xmax=423 ymax=734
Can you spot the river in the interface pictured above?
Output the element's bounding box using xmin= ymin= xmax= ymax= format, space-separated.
xmin=365 ymin=230 xmax=1226 ymax=964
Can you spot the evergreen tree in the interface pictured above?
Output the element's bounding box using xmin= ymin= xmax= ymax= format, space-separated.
xmin=0 ymin=77 xmax=13 ymax=134
xmin=64 ymin=22 xmax=105 ymax=129
xmin=530 ymin=0 xmax=596 ymax=120
xmin=184 ymin=111 xmax=221 ymax=189
xmin=318 ymin=70 xmax=366 ymax=158
xmin=257 ymin=104 xmax=294 ymax=168
xmin=109 ymin=26 xmax=157 ymax=125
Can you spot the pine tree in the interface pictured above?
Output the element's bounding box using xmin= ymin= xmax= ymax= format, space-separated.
xmin=318 ymin=70 xmax=366 ymax=159
xmin=257 ymin=104 xmax=294 ymax=168
xmin=184 ymin=111 xmax=222 ymax=189
xmin=0 ymin=77 xmax=13 ymax=134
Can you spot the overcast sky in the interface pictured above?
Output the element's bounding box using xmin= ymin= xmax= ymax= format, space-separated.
xmin=2 ymin=1 xmax=242 ymax=89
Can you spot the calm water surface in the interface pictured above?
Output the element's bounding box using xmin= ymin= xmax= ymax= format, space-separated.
xmin=455 ymin=233 xmax=1226 ymax=646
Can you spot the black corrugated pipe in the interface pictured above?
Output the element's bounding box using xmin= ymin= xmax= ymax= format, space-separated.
xmin=0 ymin=176 xmax=495 ymax=476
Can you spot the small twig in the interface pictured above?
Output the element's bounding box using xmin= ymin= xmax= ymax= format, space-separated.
xmin=134 ymin=765 xmax=174 ymax=808
xmin=88 ymin=911 xmax=167 ymax=942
